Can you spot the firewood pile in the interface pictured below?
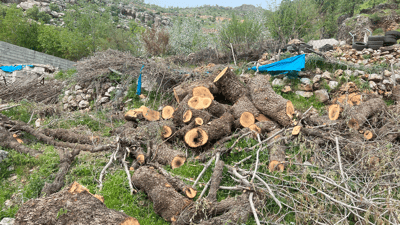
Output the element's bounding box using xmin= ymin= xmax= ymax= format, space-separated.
xmin=3 ymin=63 xmax=400 ymax=224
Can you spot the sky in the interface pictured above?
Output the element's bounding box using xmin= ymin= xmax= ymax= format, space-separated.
xmin=144 ymin=0 xmax=279 ymax=9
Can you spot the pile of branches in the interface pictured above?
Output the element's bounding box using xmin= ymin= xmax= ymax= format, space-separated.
xmin=3 ymin=65 xmax=400 ymax=224
xmin=0 ymin=79 xmax=63 ymax=104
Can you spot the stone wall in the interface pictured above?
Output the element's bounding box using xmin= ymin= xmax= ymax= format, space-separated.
xmin=0 ymin=41 xmax=75 ymax=70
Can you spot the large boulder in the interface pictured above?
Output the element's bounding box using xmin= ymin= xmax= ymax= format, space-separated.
xmin=308 ymin=39 xmax=340 ymax=49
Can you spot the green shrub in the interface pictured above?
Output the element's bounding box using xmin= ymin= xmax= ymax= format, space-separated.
xmin=49 ymin=3 xmax=60 ymax=12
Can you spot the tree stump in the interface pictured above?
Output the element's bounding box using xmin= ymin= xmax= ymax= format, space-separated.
xmin=173 ymin=75 xmax=219 ymax=103
xmin=15 ymin=182 xmax=139 ymax=225
xmin=248 ymin=75 xmax=294 ymax=126
xmin=162 ymin=106 xmax=175 ymax=119
xmin=153 ymin=143 xmax=186 ymax=169
xmin=346 ymin=98 xmax=387 ymax=130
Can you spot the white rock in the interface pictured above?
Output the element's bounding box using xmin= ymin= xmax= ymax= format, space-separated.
xmin=64 ymin=90 xmax=71 ymax=96
xmin=295 ymin=91 xmax=313 ymax=98
xmin=32 ymin=67 xmax=45 ymax=73
xmin=69 ymin=100 xmax=77 ymax=107
xmin=377 ymin=83 xmax=386 ymax=91
xmin=3 ymin=200 xmax=13 ymax=208
xmin=321 ymin=71 xmax=332 ymax=80
xmin=384 ymin=70 xmax=392 ymax=77
xmin=0 ymin=217 xmax=15 ymax=225
xmin=369 ymin=81 xmax=377 ymax=90
xmin=344 ymin=70 xmax=353 ymax=76
xmin=63 ymin=104 xmax=69 ymax=110
xmin=0 ymin=150 xmax=8 ymax=163
xmin=107 ymin=86 xmax=116 ymax=93
xmin=314 ymin=89 xmax=329 ymax=102
xmin=67 ymin=95 xmax=74 ymax=103
xmin=368 ymin=74 xmax=383 ymax=82
xmin=76 ymin=90 xmax=83 ymax=95
xmin=87 ymin=89 xmax=94 ymax=94
xmin=315 ymin=68 xmax=322 ymax=74
xmin=313 ymin=75 xmax=321 ymax=83
xmin=35 ymin=118 xmax=43 ymax=128
xmin=383 ymin=79 xmax=393 ymax=88
xmin=62 ymin=95 xmax=68 ymax=104
xmin=329 ymin=81 xmax=339 ymax=89
xmin=75 ymin=85 xmax=82 ymax=91
xmin=272 ymin=79 xmax=284 ymax=86
xmin=76 ymin=95 xmax=82 ymax=102
xmin=98 ymin=97 xmax=109 ymax=104
xmin=78 ymin=100 xmax=89 ymax=108
xmin=300 ymin=78 xmax=311 ymax=84
xmin=395 ymin=74 xmax=400 ymax=83
xmin=355 ymin=70 xmax=365 ymax=75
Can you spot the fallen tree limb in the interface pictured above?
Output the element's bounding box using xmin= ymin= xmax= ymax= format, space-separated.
xmin=0 ymin=126 xmax=41 ymax=157
xmin=43 ymin=128 xmax=99 ymax=145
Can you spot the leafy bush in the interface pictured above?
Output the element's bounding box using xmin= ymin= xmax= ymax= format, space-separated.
xmin=168 ymin=17 xmax=211 ymax=55
xmin=141 ymin=26 xmax=170 ymax=56
xmin=26 ymin=5 xmax=51 ymax=24
xmin=218 ymin=13 xmax=262 ymax=54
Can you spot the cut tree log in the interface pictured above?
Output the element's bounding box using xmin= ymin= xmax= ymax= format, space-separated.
xmin=134 ymin=148 xmax=145 ymax=165
xmin=151 ymin=163 xmax=197 ymax=198
xmin=248 ymin=75 xmax=294 ymax=126
xmin=240 ymin=112 xmax=255 ymax=128
xmin=153 ymin=143 xmax=186 ymax=169
xmin=173 ymin=74 xmax=219 ymax=103
xmin=292 ymin=126 xmax=301 ymax=135
xmin=192 ymin=86 xmax=214 ymax=100
xmin=173 ymin=94 xmax=192 ymax=125
xmin=392 ymin=86 xmax=400 ymax=103
xmin=328 ymin=104 xmax=342 ymax=121
xmin=135 ymin=120 xmax=175 ymax=142
xmin=255 ymin=114 xmax=271 ymax=122
xmin=186 ymin=109 xmax=212 ymax=125
xmin=162 ymin=106 xmax=175 ymax=119
xmin=213 ymin=67 xmax=250 ymax=103
xmin=131 ymin=166 xmax=192 ymax=222
xmin=268 ymin=129 xmax=286 ymax=172
xmin=15 ymin=182 xmax=139 ymax=225
xmin=0 ymin=125 xmax=41 ymax=157
xmin=183 ymin=110 xmax=193 ymax=123
xmin=346 ymin=98 xmax=387 ymax=130
xmin=207 ymin=100 xmax=232 ymax=118
xmin=124 ymin=106 xmax=146 ymax=121
xmin=162 ymin=124 xmax=176 ymax=139
xmin=207 ymin=160 xmax=224 ymax=202
xmin=188 ymin=96 xmax=212 ymax=110
xmin=231 ymin=96 xmax=260 ymax=120
xmin=41 ymin=148 xmax=81 ymax=196
xmin=364 ymin=130 xmax=375 ymax=140
xmin=184 ymin=112 xmax=235 ymax=148
xmin=43 ymin=128 xmax=99 ymax=145
xmin=142 ymin=107 xmax=160 ymax=121
xmin=195 ymin=118 xmax=203 ymax=126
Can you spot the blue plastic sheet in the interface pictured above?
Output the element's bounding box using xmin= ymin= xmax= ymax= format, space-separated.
xmin=136 ymin=65 xmax=145 ymax=95
xmin=250 ymin=54 xmax=305 ymax=72
xmin=0 ymin=65 xmax=33 ymax=73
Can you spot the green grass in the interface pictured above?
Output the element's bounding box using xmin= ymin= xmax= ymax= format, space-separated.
xmin=54 ymin=68 xmax=77 ymax=80
xmin=0 ymin=100 xmax=35 ymax=124
xmin=305 ymin=55 xmax=347 ymax=73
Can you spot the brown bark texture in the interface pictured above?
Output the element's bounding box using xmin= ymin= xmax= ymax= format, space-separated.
xmin=185 ymin=112 xmax=234 ymax=148
xmin=207 ymin=100 xmax=232 ymax=118
xmin=213 ymin=67 xmax=250 ymax=103
xmin=186 ymin=109 xmax=212 ymax=125
xmin=173 ymin=94 xmax=193 ymax=125
xmin=41 ymin=148 xmax=81 ymax=197
xmin=345 ymin=98 xmax=387 ymax=129
xmin=153 ymin=143 xmax=186 ymax=169
xmin=173 ymin=75 xmax=219 ymax=103
xmin=0 ymin=126 xmax=41 ymax=157
xmin=248 ymin=75 xmax=293 ymax=126
xmin=230 ymin=96 xmax=260 ymax=119
xmin=135 ymin=120 xmax=175 ymax=142
xmin=43 ymin=128 xmax=99 ymax=145
xmin=15 ymin=182 xmax=139 ymax=225
xmin=131 ymin=166 xmax=192 ymax=222
xmin=207 ymin=160 xmax=224 ymax=202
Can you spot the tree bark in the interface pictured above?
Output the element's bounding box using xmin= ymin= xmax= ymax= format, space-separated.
xmin=153 ymin=143 xmax=186 ymax=169
xmin=184 ymin=112 xmax=235 ymax=148
xmin=0 ymin=126 xmax=41 ymax=157
xmin=131 ymin=166 xmax=192 ymax=222
xmin=173 ymin=75 xmax=219 ymax=103
xmin=43 ymin=128 xmax=99 ymax=145
xmin=15 ymin=182 xmax=139 ymax=225
xmin=213 ymin=67 xmax=250 ymax=103
xmin=345 ymin=98 xmax=387 ymax=130
xmin=248 ymin=75 xmax=294 ymax=126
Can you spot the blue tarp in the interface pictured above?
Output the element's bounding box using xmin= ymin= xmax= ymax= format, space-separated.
xmin=0 ymin=65 xmax=33 ymax=73
xmin=250 ymin=54 xmax=305 ymax=73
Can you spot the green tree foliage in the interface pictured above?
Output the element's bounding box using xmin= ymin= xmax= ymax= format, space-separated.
xmin=26 ymin=5 xmax=52 ymax=24
xmin=265 ymin=0 xmax=319 ymax=42
xmin=0 ymin=5 xmax=41 ymax=50
xmin=219 ymin=14 xmax=262 ymax=54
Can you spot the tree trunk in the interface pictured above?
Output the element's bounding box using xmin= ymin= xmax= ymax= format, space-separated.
xmin=153 ymin=143 xmax=186 ymax=169
xmin=0 ymin=126 xmax=41 ymax=157
xmin=248 ymin=75 xmax=294 ymax=126
xmin=174 ymin=75 xmax=219 ymax=103
xmin=230 ymin=96 xmax=261 ymax=127
xmin=43 ymin=128 xmax=99 ymax=145
xmin=173 ymin=94 xmax=193 ymax=126
xmin=184 ymin=112 xmax=235 ymax=148
xmin=207 ymin=100 xmax=231 ymax=118
xmin=15 ymin=182 xmax=139 ymax=225
xmin=41 ymin=149 xmax=81 ymax=197
xmin=213 ymin=67 xmax=250 ymax=103
xmin=131 ymin=166 xmax=192 ymax=222
xmin=345 ymin=98 xmax=387 ymax=130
